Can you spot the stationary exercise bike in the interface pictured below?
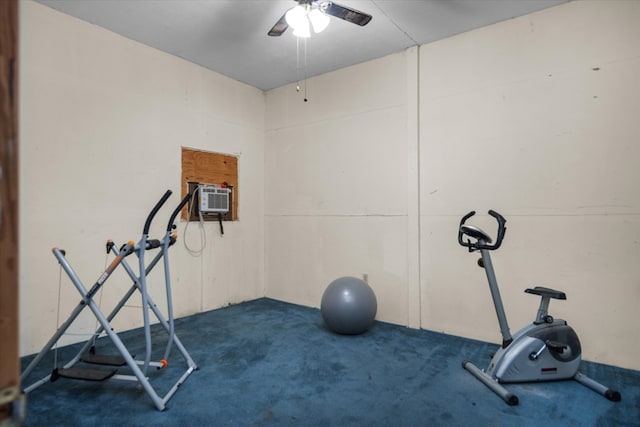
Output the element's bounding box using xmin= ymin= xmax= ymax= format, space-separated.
xmin=458 ymin=210 xmax=621 ymax=405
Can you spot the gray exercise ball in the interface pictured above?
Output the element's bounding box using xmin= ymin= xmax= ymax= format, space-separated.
xmin=321 ymin=276 xmax=377 ymax=335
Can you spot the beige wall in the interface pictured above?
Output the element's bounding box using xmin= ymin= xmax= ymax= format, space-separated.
xmin=19 ymin=1 xmax=265 ymax=355
xmin=419 ymin=0 xmax=639 ymax=370
xmin=20 ymin=0 xmax=639 ymax=371
xmin=265 ymin=0 xmax=640 ymax=370
xmin=264 ymin=49 xmax=418 ymax=327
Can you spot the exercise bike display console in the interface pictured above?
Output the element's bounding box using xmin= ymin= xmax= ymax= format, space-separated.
xmin=458 ymin=210 xmax=621 ymax=405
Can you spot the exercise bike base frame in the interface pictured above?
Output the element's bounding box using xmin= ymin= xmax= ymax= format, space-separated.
xmin=464 ymin=359 xmax=621 ymax=404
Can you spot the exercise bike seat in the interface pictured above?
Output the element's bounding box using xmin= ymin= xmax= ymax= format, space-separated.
xmin=525 ymin=286 xmax=566 ymax=300
xmin=460 ymin=225 xmax=492 ymax=243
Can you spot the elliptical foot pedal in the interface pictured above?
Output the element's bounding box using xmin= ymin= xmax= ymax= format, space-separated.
xmin=51 ymin=367 xmax=117 ymax=382
xmin=80 ymin=353 xmax=127 ymax=366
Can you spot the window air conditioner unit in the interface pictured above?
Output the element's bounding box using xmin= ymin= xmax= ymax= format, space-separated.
xmin=199 ymin=184 xmax=230 ymax=214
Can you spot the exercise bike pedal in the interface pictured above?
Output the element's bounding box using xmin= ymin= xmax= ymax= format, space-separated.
xmin=545 ymin=340 xmax=568 ymax=352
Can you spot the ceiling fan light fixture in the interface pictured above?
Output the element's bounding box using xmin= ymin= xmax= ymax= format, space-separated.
xmin=268 ymin=1 xmax=371 ymax=37
xmin=285 ymin=5 xmax=307 ymax=31
xmin=308 ymin=8 xmax=330 ymax=33
xmin=292 ymin=21 xmax=311 ymax=38
xmin=285 ymin=3 xmax=329 ymax=38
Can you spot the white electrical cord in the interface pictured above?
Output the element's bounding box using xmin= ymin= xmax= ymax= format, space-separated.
xmin=183 ymin=185 xmax=208 ymax=256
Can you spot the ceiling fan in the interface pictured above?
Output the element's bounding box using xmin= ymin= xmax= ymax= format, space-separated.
xmin=268 ymin=1 xmax=372 ymax=37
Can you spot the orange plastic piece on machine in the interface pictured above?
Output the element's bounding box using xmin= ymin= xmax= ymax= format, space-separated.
xmin=159 ymin=359 xmax=168 ymax=369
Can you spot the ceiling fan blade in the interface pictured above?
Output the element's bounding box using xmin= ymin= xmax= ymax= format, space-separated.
xmin=320 ymin=1 xmax=372 ymax=26
xmin=268 ymin=12 xmax=289 ymax=36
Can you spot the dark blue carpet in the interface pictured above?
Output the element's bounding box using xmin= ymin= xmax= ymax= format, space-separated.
xmin=20 ymin=298 xmax=639 ymax=426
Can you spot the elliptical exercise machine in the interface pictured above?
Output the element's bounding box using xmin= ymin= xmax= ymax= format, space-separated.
xmin=458 ymin=210 xmax=621 ymax=405
xmin=21 ymin=190 xmax=197 ymax=411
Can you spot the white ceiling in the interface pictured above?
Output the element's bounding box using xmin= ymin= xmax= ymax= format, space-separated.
xmin=36 ymin=0 xmax=569 ymax=91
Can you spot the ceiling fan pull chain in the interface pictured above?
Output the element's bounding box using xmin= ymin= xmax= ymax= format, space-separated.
xmin=295 ymin=36 xmax=301 ymax=92
xmin=294 ymin=36 xmax=308 ymax=102
xmin=303 ymin=37 xmax=308 ymax=102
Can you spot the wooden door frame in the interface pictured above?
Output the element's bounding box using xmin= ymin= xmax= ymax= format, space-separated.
xmin=0 ymin=0 xmax=20 ymax=422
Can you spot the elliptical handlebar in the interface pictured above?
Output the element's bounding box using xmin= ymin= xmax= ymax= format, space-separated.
xmin=167 ymin=192 xmax=192 ymax=232
xmin=458 ymin=209 xmax=507 ymax=251
xmin=143 ymin=190 xmax=173 ymax=236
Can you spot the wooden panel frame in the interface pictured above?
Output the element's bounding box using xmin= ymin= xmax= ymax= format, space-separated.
xmin=0 ymin=0 xmax=20 ymax=420
xmin=181 ymin=147 xmax=238 ymax=221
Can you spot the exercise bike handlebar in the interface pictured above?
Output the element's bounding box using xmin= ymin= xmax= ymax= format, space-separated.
xmin=143 ymin=190 xmax=173 ymax=235
xmin=167 ymin=192 xmax=192 ymax=232
xmin=458 ymin=210 xmax=507 ymax=251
